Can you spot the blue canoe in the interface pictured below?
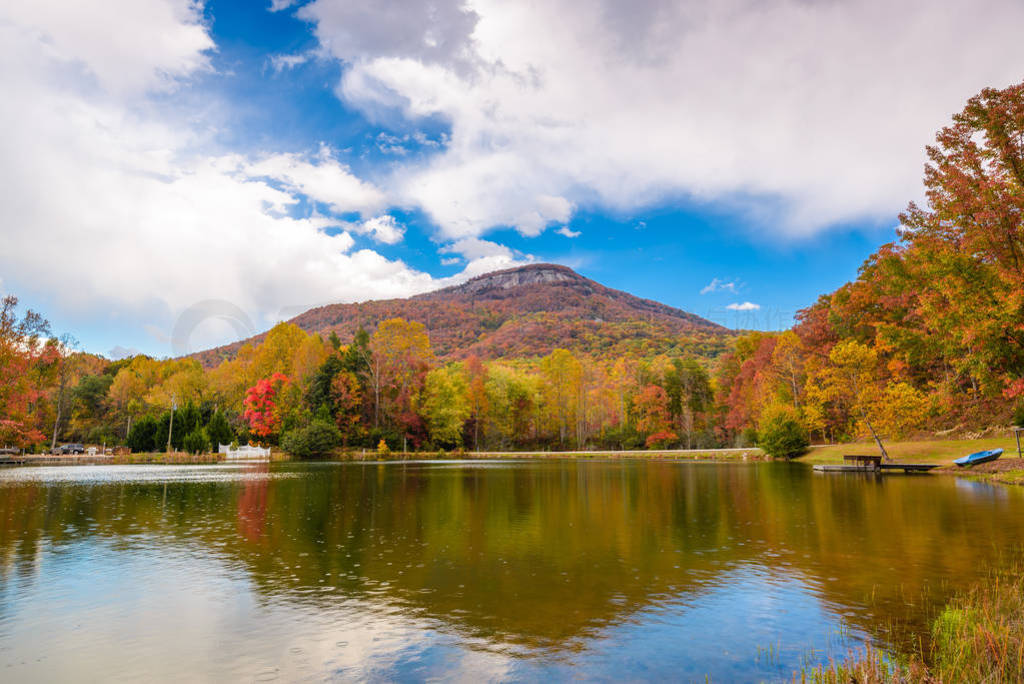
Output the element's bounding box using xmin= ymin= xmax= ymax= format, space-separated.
xmin=954 ymin=448 xmax=1003 ymax=467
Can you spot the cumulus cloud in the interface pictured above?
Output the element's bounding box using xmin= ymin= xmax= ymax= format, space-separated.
xmin=298 ymin=0 xmax=479 ymax=68
xmin=0 ymin=0 xmax=488 ymax=354
xmin=727 ymin=302 xmax=761 ymax=311
xmin=356 ymin=215 xmax=406 ymax=244
xmin=2 ymin=0 xmax=213 ymax=95
xmin=244 ymin=147 xmax=387 ymax=216
xmin=436 ymin=237 xmax=533 ymax=275
xmin=556 ymin=226 xmax=581 ymax=238
xmin=301 ymin=0 xmax=1024 ymax=238
xmin=440 ymin=237 xmax=513 ymax=261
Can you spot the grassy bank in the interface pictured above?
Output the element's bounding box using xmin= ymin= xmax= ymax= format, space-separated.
xmin=803 ymin=436 xmax=1020 ymax=466
xmin=803 ymin=563 xmax=1024 ymax=683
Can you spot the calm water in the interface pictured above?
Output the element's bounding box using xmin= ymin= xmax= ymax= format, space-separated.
xmin=2 ymin=460 xmax=1024 ymax=682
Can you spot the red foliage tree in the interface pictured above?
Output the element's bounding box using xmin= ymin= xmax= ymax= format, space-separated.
xmin=243 ymin=373 xmax=290 ymax=439
xmin=0 ymin=295 xmax=51 ymax=447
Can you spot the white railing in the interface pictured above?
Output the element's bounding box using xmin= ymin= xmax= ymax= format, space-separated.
xmin=219 ymin=444 xmax=271 ymax=460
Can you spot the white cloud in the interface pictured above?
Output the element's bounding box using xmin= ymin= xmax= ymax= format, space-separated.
xmin=302 ymin=0 xmax=1024 ymax=238
xmin=701 ymin=278 xmax=740 ymax=295
xmin=440 ymin=237 xmax=512 ymax=261
xmin=356 ymin=215 xmax=405 ymax=244
xmin=0 ymin=0 xmax=491 ymax=355
xmin=268 ymin=52 xmax=312 ymax=72
xmin=1 ymin=0 xmax=213 ymax=95
xmin=556 ymin=226 xmax=581 ymax=238
xmin=298 ymin=0 xmax=479 ymax=68
xmin=726 ymin=302 xmax=761 ymax=311
xmin=244 ymin=146 xmax=386 ymax=216
xmin=436 ymin=237 xmax=533 ymax=276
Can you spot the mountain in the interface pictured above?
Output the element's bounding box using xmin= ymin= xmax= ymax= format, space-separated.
xmin=193 ymin=264 xmax=734 ymax=365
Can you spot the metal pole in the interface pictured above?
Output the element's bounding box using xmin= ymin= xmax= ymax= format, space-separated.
xmin=167 ymin=399 xmax=176 ymax=452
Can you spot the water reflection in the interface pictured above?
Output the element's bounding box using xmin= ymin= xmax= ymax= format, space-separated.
xmin=1 ymin=461 xmax=1023 ymax=681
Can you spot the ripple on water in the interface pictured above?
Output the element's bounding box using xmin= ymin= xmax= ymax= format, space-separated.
xmin=0 ymin=464 xmax=297 ymax=485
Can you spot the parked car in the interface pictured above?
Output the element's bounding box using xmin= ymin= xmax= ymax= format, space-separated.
xmin=55 ymin=443 xmax=85 ymax=455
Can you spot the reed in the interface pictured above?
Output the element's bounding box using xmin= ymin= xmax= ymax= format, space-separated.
xmin=800 ymin=563 xmax=1024 ymax=683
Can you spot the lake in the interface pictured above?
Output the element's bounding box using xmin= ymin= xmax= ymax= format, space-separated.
xmin=2 ymin=460 xmax=1023 ymax=681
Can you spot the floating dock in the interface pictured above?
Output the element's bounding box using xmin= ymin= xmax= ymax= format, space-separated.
xmin=814 ymin=464 xmax=876 ymax=473
xmin=814 ymin=462 xmax=938 ymax=474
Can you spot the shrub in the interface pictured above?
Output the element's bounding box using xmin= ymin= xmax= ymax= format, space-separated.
xmin=645 ymin=430 xmax=678 ymax=449
xmin=281 ymin=421 xmax=341 ymax=459
xmin=376 ymin=439 xmax=391 ymax=457
xmin=126 ymin=415 xmax=160 ymax=453
xmin=205 ymin=411 xmax=233 ymax=449
xmin=757 ymin=404 xmax=809 ymax=459
xmin=181 ymin=428 xmax=209 ymax=455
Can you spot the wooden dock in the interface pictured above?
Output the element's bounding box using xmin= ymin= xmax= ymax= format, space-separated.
xmin=879 ymin=463 xmax=939 ymax=473
xmin=814 ymin=455 xmax=939 ymax=474
xmin=814 ymin=464 xmax=881 ymax=473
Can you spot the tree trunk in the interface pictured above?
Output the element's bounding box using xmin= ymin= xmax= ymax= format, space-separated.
xmin=50 ymin=399 xmax=62 ymax=453
xmin=50 ymin=374 xmax=68 ymax=452
xmin=166 ymin=404 xmax=175 ymax=452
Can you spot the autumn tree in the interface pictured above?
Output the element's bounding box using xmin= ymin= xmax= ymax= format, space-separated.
xmin=665 ymin=358 xmax=712 ymax=448
xmin=899 ymin=81 xmax=1024 ymax=402
xmin=243 ymin=373 xmax=290 ymax=440
xmin=463 ymin=355 xmax=489 ymax=450
xmin=770 ymin=331 xmax=806 ymax=410
xmin=0 ymin=295 xmax=51 ymax=447
xmin=422 ymin=366 xmax=470 ymax=447
xmin=46 ymin=334 xmax=80 ymax=452
xmin=330 ymin=371 xmax=363 ymax=445
xmin=370 ymin=319 xmax=434 ymax=439
xmin=108 ymin=360 xmax=150 ymax=438
xmin=806 ymin=341 xmax=890 ymax=459
xmin=633 ymin=384 xmax=676 ymax=448
xmin=540 ymin=349 xmax=583 ymax=447
xmin=873 ymin=381 xmax=932 ymax=440
xmin=484 ymin=363 xmax=538 ymax=449
xmin=253 ymin=322 xmax=307 ymax=379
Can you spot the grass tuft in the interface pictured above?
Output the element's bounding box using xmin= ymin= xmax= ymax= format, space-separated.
xmin=801 ymin=564 xmax=1024 ymax=683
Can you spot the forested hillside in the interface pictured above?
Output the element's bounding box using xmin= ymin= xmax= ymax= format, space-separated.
xmin=3 ymin=80 xmax=1022 ymax=456
xmin=194 ymin=264 xmax=732 ymax=366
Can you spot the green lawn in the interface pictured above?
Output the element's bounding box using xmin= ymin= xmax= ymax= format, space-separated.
xmin=802 ymin=436 xmax=1022 ymax=466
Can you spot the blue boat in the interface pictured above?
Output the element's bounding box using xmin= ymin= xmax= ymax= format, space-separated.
xmin=954 ymin=448 xmax=1003 ymax=467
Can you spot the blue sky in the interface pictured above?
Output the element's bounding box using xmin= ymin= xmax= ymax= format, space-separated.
xmin=1 ymin=0 xmax=1020 ymax=358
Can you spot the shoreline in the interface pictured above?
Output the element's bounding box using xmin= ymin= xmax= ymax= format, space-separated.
xmin=5 ymin=441 xmax=1024 ymax=487
xmin=801 ymin=437 xmax=1024 ymax=486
